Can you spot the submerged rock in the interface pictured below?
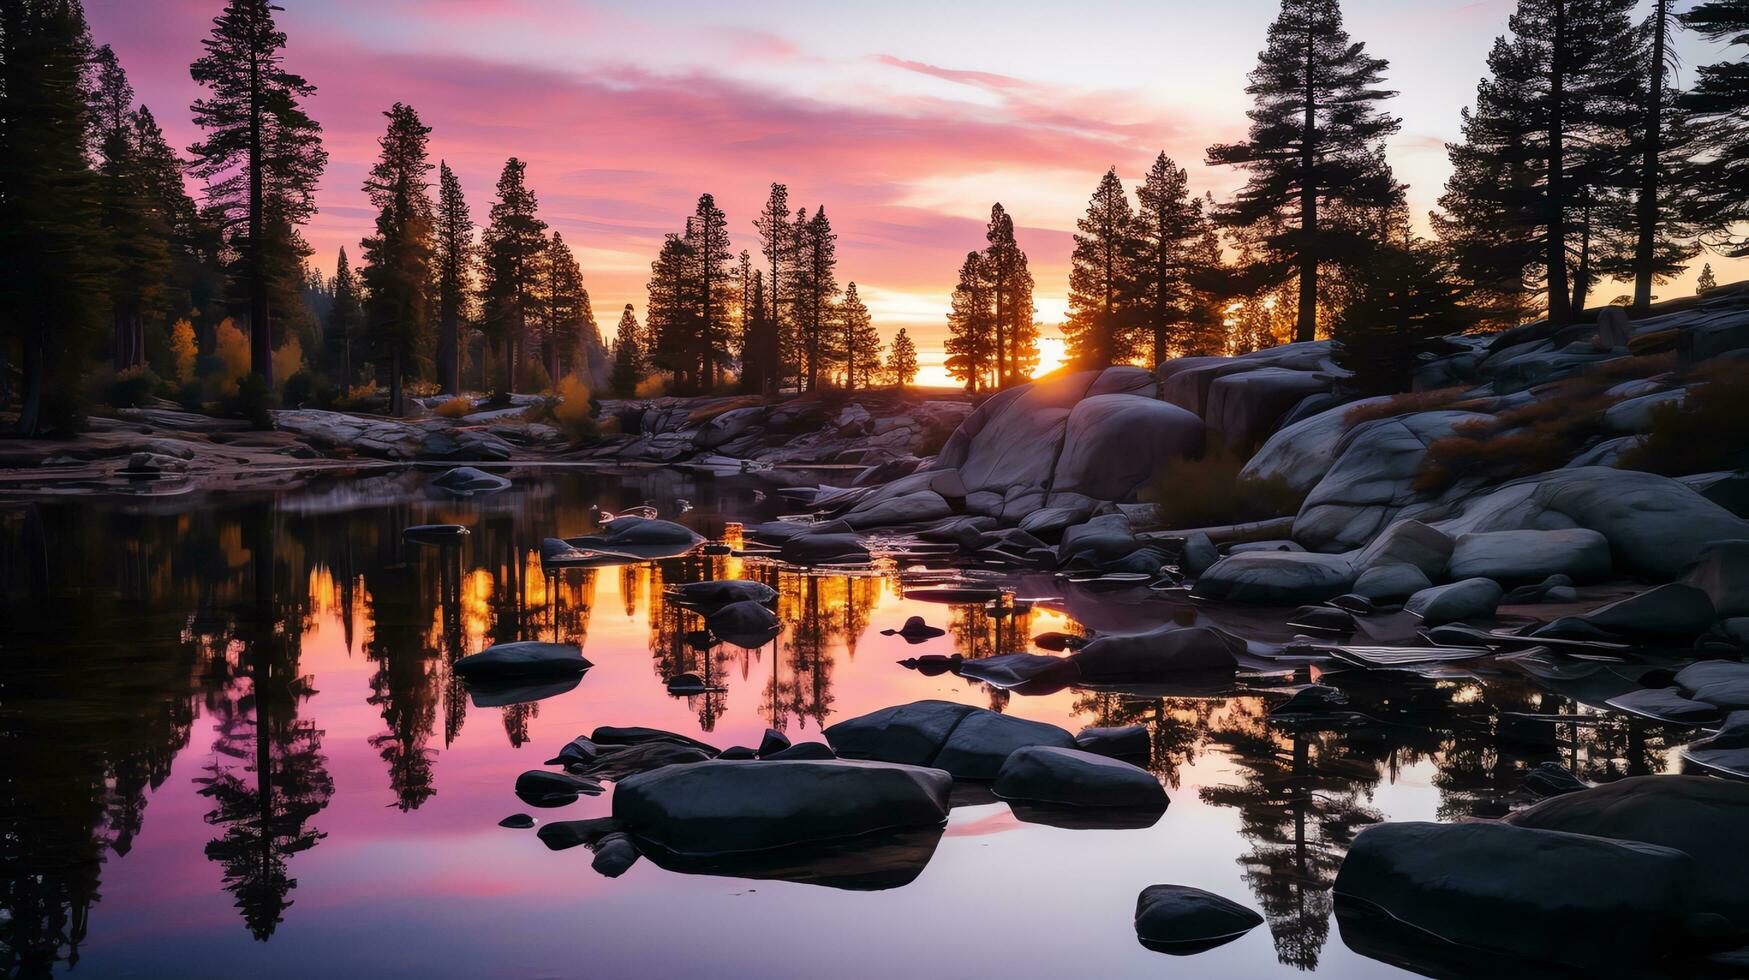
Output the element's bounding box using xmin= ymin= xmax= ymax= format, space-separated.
xmin=1334 ymin=821 xmax=1698 ymax=971
xmin=763 ymin=741 xmax=836 ymax=761
xmin=590 ymin=833 xmax=642 ymax=878
xmin=993 ymin=746 xmax=1168 ymax=810
xmin=1554 ymin=583 xmax=1717 ymax=641
xmin=757 ymin=728 xmax=791 ymax=757
xmin=590 ymin=725 xmax=720 ymax=755
xmin=536 ymin=817 xmax=622 ymax=851
xmin=498 ymin=813 xmax=535 ymax=829
xmin=1073 ymin=725 xmax=1149 ymax=760
xmin=1352 ymin=562 xmax=1431 ymax=602
xmin=454 ymin=641 xmax=592 ymax=680
xmin=403 ymin=523 xmax=469 ymax=545
xmin=779 ymin=531 xmax=871 ymax=565
xmin=879 ymin=615 xmax=946 ymax=643
xmin=514 ymin=770 xmax=602 ymax=808
xmin=1134 ymin=884 xmax=1264 ymax=955
xmin=1070 ymin=626 xmax=1244 ymax=681
xmin=612 ymin=759 xmax=952 ymax=855
xmin=952 ymin=653 xmax=1081 ymax=694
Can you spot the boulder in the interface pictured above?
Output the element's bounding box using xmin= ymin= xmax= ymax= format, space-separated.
xmin=1525 ymin=467 xmax=1749 ymax=579
xmin=1603 ymin=388 xmax=1687 ymax=434
xmin=1294 ymin=412 xmax=1491 ymax=551
xmin=453 ymin=641 xmax=591 ymax=680
xmin=937 ymin=371 xmax=1093 ymax=494
xmin=1177 ymin=532 xmax=1219 ymax=577
xmin=1681 ymin=540 xmax=1749 ymax=618
xmin=843 ymin=491 xmax=953 ymax=529
xmin=1404 ymin=578 xmax=1503 ymax=625
xmin=1447 ymin=529 xmax=1613 ymax=585
xmin=757 ymin=728 xmax=791 ymax=757
xmin=668 ymin=579 xmax=778 ymax=612
xmin=536 ymin=817 xmax=621 ymax=851
xmin=569 ymin=516 xmax=703 ymax=553
xmin=1351 ymin=519 xmax=1454 ymax=578
xmin=499 ymin=813 xmax=535 ymax=829
xmin=590 ymin=726 xmax=720 ymax=755
xmin=1074 ymin=725 xmax=1149 ymax=759
xmin=429 ymin=465 xmax=511 ymax=496
xmin=1204 ymin=366 xmax=1333 ymax=449
xmin=1685 ymin=710 xmax=1749 ymax=779
xmin=612 ymin=759 xmax=952 ymax=855
xmin=1051 ymin=395 xmax=1205 ymax=501
xmin=1608 ymin=686 xmax=1723 ymax=725
xmin=1240 ymin=397 xmax=1387 ymax=498
xmin=952 ymin=653 xmax=1082 ymax=694
xmin=1676 ymin=660 xmax=1749 ymax=711
xmin=1334 ymin=821 xmax=1700 ymax=971
xmin=1070 ymin=625 xmax=1245 ymax=680
xmin=1352 ymin=562 xmax=1431 ymax=602
xmin=823 ymin=700 xmax=1076 ymax=779
xmin=1134 ymin=884 xmax=1264 ymax=955
xmin=1058 ymin=513 xmax=1137 ymax=565
xmin=706 ymin=600 xmax=783 ymax=648
xmin=763 ymin=742 xmax=836 ymax=761
xmin=1507 ymin=775 xmax=1749 ymax=927
xmin=1570 ymin=583 xmax=1717 ymax=641
xmin=1190 ymin=552 xmax=1355 ymax=603
xmin=514 ymin=770 xmax=600 ymax=808
xmin=993 ymin=746 xmax=1167 ymax=810
xmin=590 ymin=833 xmax=641 ymax=877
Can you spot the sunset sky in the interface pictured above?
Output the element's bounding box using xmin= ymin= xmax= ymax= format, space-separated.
xmin=90 ymin=0 xmax=1746 ymax=385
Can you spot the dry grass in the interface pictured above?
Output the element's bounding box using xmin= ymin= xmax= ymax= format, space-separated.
xmin=1146 ymin=444 xmax=1307 ymax=529
xmin=1620 ymin=361 xmax=1749 ymax=476
xmin=1342 ymin=386 xmax=1482 ymax=426
xmin=434 ymin=397 xmax=474 ymax=420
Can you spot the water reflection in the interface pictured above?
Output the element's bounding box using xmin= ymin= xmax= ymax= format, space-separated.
xmin=0 ymin=478 xmax=1709 ymax=978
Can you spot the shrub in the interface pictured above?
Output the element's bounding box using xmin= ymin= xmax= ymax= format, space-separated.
xmin=226 ymin=374 xmax=278 ymax=430
xmin=169 ymin=319 xmax=198 ymax=383
xmin=104 ymin=366 xmax=161 ymax=409
xmin=271 ymin=336 xmax=304 ymax=389
xmin=280 ymin=370 xmax=334 ymax=409
xmin=552 ymin=376 xmax=598 ymax=442
xmin=1342 ymin=386 xmax=1479 ymax=426
xmin=211 ymin=318 xmax=250 ymax=395
xmin=1620 ymin=361 xmax=1749 ymax=476
xmin=633 ymin=374 xmax=669 ymax=398
xmin=434 ymin=396 xmax=474 ymax=420
xmin=1145 ymin=444 xmax=1306 ymax=529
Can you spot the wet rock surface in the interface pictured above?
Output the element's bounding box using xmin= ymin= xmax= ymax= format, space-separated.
xmin=1134 ymin=884 xmax=1264 ymax=955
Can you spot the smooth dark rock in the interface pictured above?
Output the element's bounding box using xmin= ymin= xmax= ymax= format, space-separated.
xmin=571 ymin=741 xmax=715 ymax=781
xmin=591 ymin=725 xmax=719 ymax=755
xmin=952 ymin=653 xmax=1081 ymax=694
xmin=993 ymin=746 xmax=1168 ymax=809
xmin=779 ymin=531 xmax=871 ymax=565
xmin=1521 ymin=762 xmax=1587 ymax=798
xmin=569 ymin=516 xmax=703 ymax=550
xmin=718 ymin=746 xmax=757 ymax=760
xmin=498 ymin=813 xmax=535 ymax=829
xmin=665 ymin=672 xmax=711 ymax=694
xmin=613 ymin=759 xmax=953 ymax=855
xmin=762 ymin=741 xmax=836 ymax=761
xmin=403 ymin=523 xmax=469 ymax=544
xmin=1134 ymin=884 xmax=1264 ymax=955
xmin=429 ymin=465 xmax=511 ymax=496
xmin=1070 ymin=626 xmax=1244 ymax=681
xmin=545 ymin=736 xmax=602 ymax=767
xmin=879 ymin=615 xmax=946 ymax=643
xmin=632 ymin=824 xmax=944 ymax=891
xmin=454 ymin=641 xmax=592 ymax=680
xmin=1404 ymin=578 xmax=1503 ymax=625
xmin=1287 ymin=605 xmax=1356 ymax=633
xmin=514 ymin=769 xmax=601 ymax=808
xmin=1447 ymin=528 xmax=1612 ymax=585
xmin=823 ymin=700 xmax=1076 ymax=779
xmin=1676 ymin=660 xmax=1749 ymax=711
xmin=1608 ymin=686 xmax=1724 ymax=725
xmin=1682 ymin=540 xmax=1749 ymax=618
xmin=897 ymin=653 xmax=963 ymax=676
xmin=668 ymin=578 xmax=778 ymax=612
xmin=590 ymin=833 xmax=641 ymax=877
xmin=1032 ymin=631 xmax=1087 ymax=652
xmin=1190 ymin=551 xmax=1356 ymax=603
xmin=1507 ymin=774 xmax=1749 ymax=928
xmin=464 ymin=674 xmax=582 ymax=707
xmin=1073 ymin=725 xmax=1149 ymax=760
xmin=536 ymin=816 xmax=622 ymax=851
xmin=706 ymin=599 xmax=783 ymax=648
xmin=1334 ymin=820 xmax=1698 ymax=971
xmin=1572 ymin=583 xmax=1719 ymax=641
xmin=1269 ymin=685 xmax=1349 ymax=718
xmin=757 ymin=728 xmax=791 ymax=757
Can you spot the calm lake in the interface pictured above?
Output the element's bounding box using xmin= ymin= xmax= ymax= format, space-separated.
xmin=0 ymin=471 xmax=1682 ymax=979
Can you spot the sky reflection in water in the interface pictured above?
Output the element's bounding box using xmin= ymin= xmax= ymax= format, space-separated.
xmin=0 ymin=472 xmax=1684 ymax=978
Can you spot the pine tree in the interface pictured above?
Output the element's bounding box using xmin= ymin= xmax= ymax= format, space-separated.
xmin=0 ymin=0 xmax=108 ymax=434
xmin=326 ymin=247 xmax=360 ymax=388
xmin=1681 ymin=0 xmax=1749 ymax=255
xmin=753 ymin=184 xmax=791 ymax=382
xmin=479 ymin=158 xmax=546 ymax=397
xmin=609 ymin=304 xmax=642 ymax=396
xmin=1064 ymin=168 xmax=1139 ymax=367
xmin=538 ymin=232 xmax=588 ymax=385
xmin=1334 ymin=243 xmax=1473 ymax=394
xmin=1436 ymin=0 xmax=1644 ymax=325
xmin=839 ymin=283 xmax=881 ymax=390
xmin=983 ymin=204 xmax=1036 ymax=387
xmin=733 ymin=248 xmax=753 ymax=370
xmin=359 ymin=103 xmax=433 ymax=416
xmin=646 ymin=231 xmax=698 ymax=388
xmin=1133 ymin=152 xmax=1209 ymax=365
xmin=740 ymin=271 xmax=780 ymax=396
xmin=1208 ymin=0 xmax=1401 ymax=341
xmin=1179 ymin=195 xmax=1235 ymax=356
xmin=1698 ymin=262 xmax=1718 ymax=293
xmin=945 ymin=251 xmax=995 ymax=391
xmin=690 ymin=193 xmax=732 ymax=389
xmin=188 ymin=0 xmax=326 ymax=385
xmin=887 ymin=327 xmax=919 ymax=388
xmin=791 ymin=206 xmax=839 ymax=390
xmin=433 ymin=161 xmax=473 ymax=395
xmin=91 ymin=46 xmax=174 ymax=373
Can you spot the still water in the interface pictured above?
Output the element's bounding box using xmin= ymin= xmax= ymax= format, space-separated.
xmin=0 ymin=471 xmax=1683 ymax=978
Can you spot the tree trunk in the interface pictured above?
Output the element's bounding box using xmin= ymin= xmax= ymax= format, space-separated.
xmin=1546 ymin=0 xmax=1574 ymax=325
xmin=1297 ymin=24 xmax=1319 ymax=344
xmin=1572 ymin=197 xmax=1592 ymax=314
xmin=1631 ymin=0 xmax=1668 ymax=316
